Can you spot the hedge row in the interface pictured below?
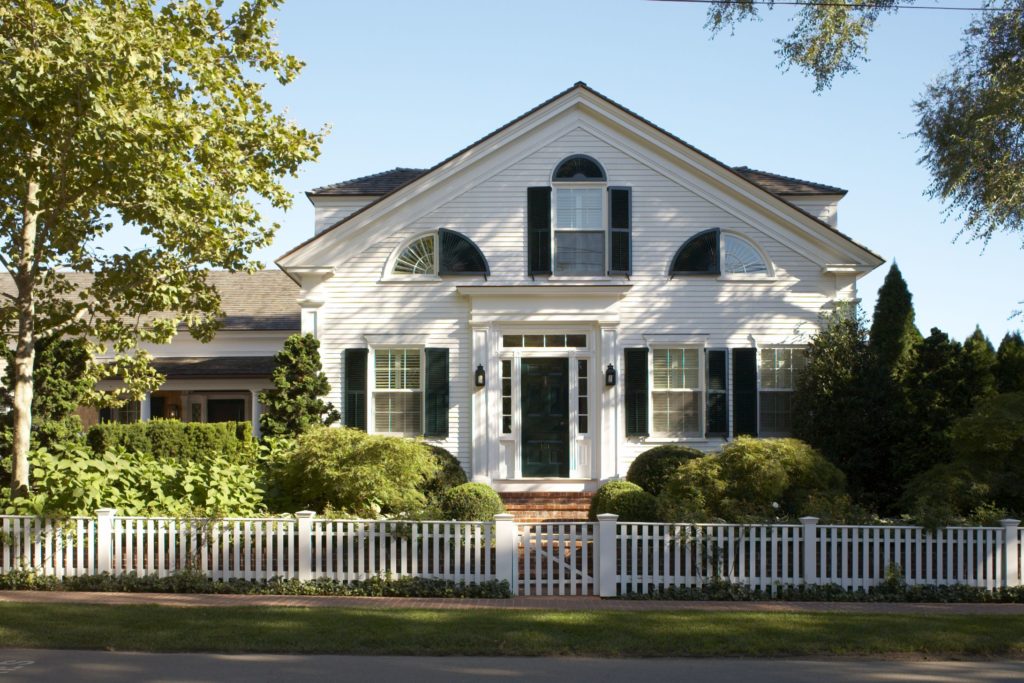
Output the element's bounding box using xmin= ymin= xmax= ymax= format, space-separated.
xmin=86 ymin=419 xmax=254 ymax=462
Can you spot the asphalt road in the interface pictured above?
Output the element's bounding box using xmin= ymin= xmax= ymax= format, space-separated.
xmin=1 ymin=651 xmax=1023 ymax=682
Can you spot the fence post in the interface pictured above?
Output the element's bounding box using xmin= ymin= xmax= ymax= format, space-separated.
xmin=597 ymin=513 xmax=619 ymax=598
xmin=296 ymin=511 xmax=315 ymax=582
xmin=95 ymin=508 xmax=115 ymax=575
xmin=800 ymin=516 xmax=819 ymax=585
xmin=494 ymin=514 xmax=517 ymax=592
xmin=1001 ymin=518 xmax=1020 ymax=588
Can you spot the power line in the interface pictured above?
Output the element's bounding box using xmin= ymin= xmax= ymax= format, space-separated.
xmin=652 ymin=0 xmax=1017 ymax=11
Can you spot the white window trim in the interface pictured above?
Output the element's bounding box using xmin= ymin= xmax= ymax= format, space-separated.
xmin=381 ymin=231 xmax=442 ymax=282
xmin=551 ymin=182 xmax=607 ymax=276
xmin=648 ymin=345 xmax=706 ymax=440
xmin=717 ymin=231 xmax=776 ymax=281
xmin=757 ymin=345 xmax=806 ymax=436
xmin=368 ymin=346 xmax=425 ymax=437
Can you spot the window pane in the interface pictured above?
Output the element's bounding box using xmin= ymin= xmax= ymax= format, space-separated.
xmin=760 ymin=348 xmax=807 ymax=391
xmin=759 ymin=391 xmax=794 ymax=435
xmin=554 ymin=231 xmax=604 ymax=275
xmin=722 ymin=234 xmax=767 ymax=274
xmin=502 ymin=335 xmax=523 ymax=348
xmin=501 ymin=359 xmax=512 ymax=434
xmin=556 ymin=188 xmax=602 ymax=229
xmin=374 ymin=392 xmax=422 ymax=434
xmin=544 ymin=334 xmax=567 ymax=347
xmin=652 ymin=391 xmax=702 ymax=437
xmin=393 ymin=235 xmax=435 ymax=274
xmin=375 ymin=349 xmax=421 ymax=389
xmin=566 ymin=334 xmax=587 ymax=347
xmin=653 ymin=348 xmax=700 ymax=389
xmin=524 ymin=334 xmax=544 ymax=347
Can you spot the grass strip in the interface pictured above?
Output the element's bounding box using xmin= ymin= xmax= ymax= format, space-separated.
xmin=0 ymin=603 xmax=1023 ymax=657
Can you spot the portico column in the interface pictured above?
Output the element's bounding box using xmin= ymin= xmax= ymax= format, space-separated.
xmin=140 ymin=392 xmax=152 ymax=422
xmin=250 ymin=389 xmax=263 ymax=438
xmin=470 ymin=323 xmax=491 ymax=483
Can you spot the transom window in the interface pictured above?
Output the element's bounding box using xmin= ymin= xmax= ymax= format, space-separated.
xmin=502 ymin=333 xmax=588 ymax=348
xmin=393 ymin=235 xmax=435 ymax=274
xmin=552 ymin=155 xmax=607 ymax=276
xmin=759 ymin=347 xmax=807 ymax=436
xmin=722 ymin=234 xmax=768 ymax=274
xmin=651 ymin=348 xmax=703 ymax=438
xmin=372 ymin=348 xmax=422 ymax=435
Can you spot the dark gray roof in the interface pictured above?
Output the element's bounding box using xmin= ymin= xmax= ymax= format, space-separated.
xmin=152 ymin=356 xmax=277 ymax=378
xmin=310 ymin=165 xmax=845 ymax=200
xmin=309 ymin=168 xmax=428 ymax=197
xmin=732 ymin=167 xmax=846 ymax=196
xmin=0 ymin=270 xmax=299 ymax=332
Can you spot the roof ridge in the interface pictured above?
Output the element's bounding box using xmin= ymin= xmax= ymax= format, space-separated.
xmin=733 ymin=165 xmax=847 ymax=195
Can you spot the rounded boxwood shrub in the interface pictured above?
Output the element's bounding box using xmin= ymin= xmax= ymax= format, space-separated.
xmin=420 ymin=445 xmax=468 ymax=503
xmin=588 ymin=480 xmax=658 ymax=522
xmin=626 ymin=444 xmax=703 ymax=496
xmin=440 ymin=483 xmax=505 ymax=520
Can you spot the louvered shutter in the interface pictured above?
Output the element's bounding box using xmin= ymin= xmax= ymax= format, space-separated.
xmin=608 ymin=187 xmax=631 ymax=275
xmin=527 ymin=187 xmax=552 ymax=275
xmin=343 ymin=348 xmax=368 ymax=431
xmin=624 ymin=347 xmax=650 ymax=437
xmin=706 ymin=349 xmax=728 ymax=437
xmin=424 ymin=348 xmax=449 ymax=437
xmin=731 ymin=348 xmax=758 ymax=437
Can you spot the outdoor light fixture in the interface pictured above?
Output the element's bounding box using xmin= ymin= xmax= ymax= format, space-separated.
xmin=605 ymin=363 xmax=617 ymax=387
xmin=475 ymin=364 xmax=486 ymax=387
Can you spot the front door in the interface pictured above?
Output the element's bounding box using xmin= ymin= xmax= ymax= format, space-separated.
xmin=520 ymin=357 xmax=570 ymax=477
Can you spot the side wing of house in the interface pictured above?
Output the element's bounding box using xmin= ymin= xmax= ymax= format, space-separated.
xmin=280 ymin=84 xmax=882 ymax=491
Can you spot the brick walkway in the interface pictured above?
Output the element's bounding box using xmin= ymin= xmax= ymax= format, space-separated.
xmin=2 ymin=590 xmax=1024 ymax=614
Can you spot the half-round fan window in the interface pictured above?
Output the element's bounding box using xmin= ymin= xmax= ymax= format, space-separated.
xmin=438 ymin=229 xmax=489 ymax=275
xmin=393 ymin=235 xmax=435 ymax=274
xmin=553 ymin=155 xmax=606 ymax=182
xmin=722 ymin=234 xmax=767 ymax=274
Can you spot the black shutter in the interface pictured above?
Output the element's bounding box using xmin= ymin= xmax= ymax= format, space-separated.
xmin=706 ymin=349 xmax=728 ymax=437
xmin=732 ymin=348 xmax=758 ymax=437
xmin=343 ymin=348 xmax=368 ymax=431
xmin=527 ymin=186 xmax=552 ymax=275
xmin=624 ymin=347 xmax=649 ymax=437
xmin=424 ymin=347 xmax=449 ymax=437
xmin=608 ymin=187 xmax=631 ymax=275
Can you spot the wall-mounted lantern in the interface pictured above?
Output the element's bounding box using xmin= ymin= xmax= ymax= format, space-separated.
xmin=474 ymin=364 xmax=486 ymax=388
xmin=605 ymin=363 xmax=617 ymax=387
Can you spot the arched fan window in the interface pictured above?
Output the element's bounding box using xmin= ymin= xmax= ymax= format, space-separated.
xmin=438 ymin=229 xmax=489 ymax=276
xmin=391 ymin=230 xmax=489 ymax=277
xmin=670 ymin=229 xmax=720 ymax=276
xmin=552 ymin=155 xmax=606 ymax=182
xmin=393 ymin=235 xmax=436 ymax=274
xmin=722 ymin=234 xmax=767 ymax=275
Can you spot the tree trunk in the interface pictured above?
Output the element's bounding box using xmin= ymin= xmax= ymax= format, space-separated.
xmin=10 ymin=170 xmax=40 ymax=499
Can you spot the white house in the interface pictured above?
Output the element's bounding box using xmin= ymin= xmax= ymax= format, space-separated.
xmin=275 ymin=82 xmax=883 ymax=493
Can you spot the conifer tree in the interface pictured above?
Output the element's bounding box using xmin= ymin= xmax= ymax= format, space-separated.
xmin=258 ymin=334 xmax=340 ymax=438
xmin=996 ymin=332 xmax=1024 ymax=393
xmin=868 ymin=264 xmax=922 ymax=379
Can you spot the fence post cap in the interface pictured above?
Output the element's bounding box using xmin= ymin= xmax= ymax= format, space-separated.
xmin=295 ymin=510 xmax=317 ymax=519
xmin=799 ymin=516 xmax=820 ymax=525
xmin=596 ymin=513 xmax=619 ymax=522
xmin=95 ymin=508 xmax=117 ymax=517
xmin=1000 ymin=518 xmax=1021 ymax=527
xmin=493 ymin=513 xmax=515 ymax=521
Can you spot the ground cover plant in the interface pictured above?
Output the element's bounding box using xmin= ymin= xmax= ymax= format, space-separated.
xmin=0 ymin=603 xmax=1022 ymax=657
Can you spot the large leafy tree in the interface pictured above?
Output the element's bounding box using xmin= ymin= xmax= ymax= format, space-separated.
xmin=259 ymin=333 xmax=340 ymax=438
xmin=702 ymin=0 xmax=1024 ymax=246
xmin=0 ymin=0 xmax=323 ymax=498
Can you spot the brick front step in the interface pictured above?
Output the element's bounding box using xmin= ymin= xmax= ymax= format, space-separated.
xmin=499 ymin=491 xmax=593 ymax=523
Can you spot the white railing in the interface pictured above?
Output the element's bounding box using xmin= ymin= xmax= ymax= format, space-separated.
xmin=1 ymin=512 xmax=1021 ymax=596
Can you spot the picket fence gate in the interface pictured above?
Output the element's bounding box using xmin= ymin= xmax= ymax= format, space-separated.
xmin=1 ymin=511 xmax=1020 ymax=596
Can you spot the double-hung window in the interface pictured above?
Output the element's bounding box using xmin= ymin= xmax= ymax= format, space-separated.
xmin=758 ymin=347 xmax=807 ymax=435
xmin=372 ymin=348 xmax=422 ymax=435
xmin=651 ymin=347 xmax=703 ymax=438
xmin=554 ymin=187 xmax=605 ymax=275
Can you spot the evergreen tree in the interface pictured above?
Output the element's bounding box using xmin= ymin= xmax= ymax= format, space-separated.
xmin=962 ymin=327 xmax=998 ymax=399
xmin=258 ymin=334 xmax=340 ymax=438
xmin=868 ymin=263 xmax=922 ymax=379
xmin=996 ymin=332 xmax=1024 ymax=393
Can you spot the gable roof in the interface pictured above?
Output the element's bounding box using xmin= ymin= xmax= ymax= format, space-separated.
xmin=309 ymin=165 xmax=847 ymax=199
xmin=280 ymin=82 xmax=881 ymax=267
xmin=0 ymin=270 xmax=299 ymax=332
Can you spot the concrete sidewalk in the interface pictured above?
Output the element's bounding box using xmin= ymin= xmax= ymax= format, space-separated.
xmin=3 ymin=590 xmax=1024 ymax=613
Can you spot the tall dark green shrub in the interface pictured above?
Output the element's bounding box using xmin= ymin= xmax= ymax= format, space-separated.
xmin=420 ymin=445 xmax=467 ymax=504
xmin=259 ymin=334 xmax=340 ymax=437
xmin=996 ymin=332 xmax=1024 ymax=393
xmin=869 ymin=263 xmax=922 ymax=380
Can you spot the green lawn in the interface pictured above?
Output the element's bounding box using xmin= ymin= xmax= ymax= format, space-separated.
xmin=1 ymin=603 xmax=1023 ymax=657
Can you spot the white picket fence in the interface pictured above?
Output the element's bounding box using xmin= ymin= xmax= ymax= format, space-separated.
xmin=1 ymin=511 xmax=1021 ymax=597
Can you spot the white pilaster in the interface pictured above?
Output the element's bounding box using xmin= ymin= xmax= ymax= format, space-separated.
xmin=250 ymin=389 xmax=263 ymax=438
xmin=470 ymin=323 xmax=490 ymax=483
xmin=599 ymin=324 xmax=619 ymax=481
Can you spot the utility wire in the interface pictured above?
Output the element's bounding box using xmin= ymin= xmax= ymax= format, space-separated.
xmin=653 ymin=0 xmax=1017 ymax=11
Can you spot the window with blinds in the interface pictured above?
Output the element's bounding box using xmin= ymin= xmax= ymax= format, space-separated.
xmin=651 ymin=348 xmax=703 ymax=438
xmin=373 ymin=348 xmax=422 ymax=435
xmin=758 ymin=347 xmax=807 ymax=436
xmin=554 ymin=188 xmax=604 ymax=275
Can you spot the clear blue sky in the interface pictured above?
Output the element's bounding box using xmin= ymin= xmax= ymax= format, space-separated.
xmin=250 ymin=0 xmax=1022 ymax=342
